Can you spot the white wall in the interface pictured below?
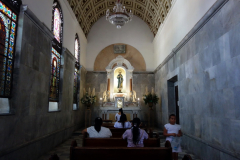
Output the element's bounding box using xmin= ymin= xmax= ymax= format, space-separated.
xmin=86 ymin=15 xmax=154 ymax=71
xmin=153 ymin=0 xmax=217 ymax=69
xmin=21 ymin=0 xmax=87 ymax=67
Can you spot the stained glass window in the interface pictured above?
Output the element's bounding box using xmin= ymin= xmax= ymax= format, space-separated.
xmin=49 ymin=47 xmax=60 ymax=101
xmin=75 ymin=39 xmax=79 ymax=62
xmin=0 ymin=1 xmax=17 ymax=97
xmin=73 ymin=67 xmax=78 ymax=104
xmin=54 ymin=8 xmax=61 ymax=43
xmin=73 ymin=34 xmax=80 ymax=106
xmin=50 ymin=0 xmax=63 ymax=102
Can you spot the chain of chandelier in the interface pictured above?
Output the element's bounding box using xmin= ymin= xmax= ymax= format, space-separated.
xmin=106 ymin=0 xmax=133 ymax=29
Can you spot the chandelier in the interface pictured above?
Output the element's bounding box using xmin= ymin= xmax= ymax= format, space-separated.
xmin=106 ymin=0 xmax=133 ymax=29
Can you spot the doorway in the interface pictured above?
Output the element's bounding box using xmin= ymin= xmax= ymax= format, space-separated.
xmin=167 ymin=75 xmax=179 ymax=124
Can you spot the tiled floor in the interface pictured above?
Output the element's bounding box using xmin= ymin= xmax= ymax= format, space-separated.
xmin=37 ymin=129 xmax=201 ymax=160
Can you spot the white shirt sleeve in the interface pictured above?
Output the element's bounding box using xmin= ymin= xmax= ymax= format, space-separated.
xmin=107 ymin=128 xmax=112 ymax=137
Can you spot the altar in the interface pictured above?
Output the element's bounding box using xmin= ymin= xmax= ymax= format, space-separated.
xmin=97 ymin=56 xmax=141 ymax=121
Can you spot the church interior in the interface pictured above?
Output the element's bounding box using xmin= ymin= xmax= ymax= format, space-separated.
xmin=0 ymin=0 xmax=240 ymax=159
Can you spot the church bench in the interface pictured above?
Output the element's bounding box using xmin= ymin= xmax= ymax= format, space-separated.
xmin=71 ymin=140 xmax=171 ymax=160
xmin=70 ymin=147 xmax=172 ymax=160
xmin=84 ymin=128 xmax=156 ymax=138
xmin=82 ymin=138 xmax=160 ymax=147
xmin=102 ymin=123 xmax=115 ymax=128
xmin=109 ymin=128 xmax=156 ymax=138
xmin=71 ymin=140 xmax=192 ymax=160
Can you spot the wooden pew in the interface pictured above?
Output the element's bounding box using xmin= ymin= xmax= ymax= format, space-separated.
xmin=71 ymin=140 xmax=192 ymax=160
xmin=71 ymin=140 xmax=172 ymax=160
xmin=83 ymin=128 xmax=156 ymax=138
xmin=82 ymin=138 xmax=160 ymax=147
xmin=102 ymin=123 xmax=115 ymax=128
xmin=70 ymin=147 xmax=172 ymax=160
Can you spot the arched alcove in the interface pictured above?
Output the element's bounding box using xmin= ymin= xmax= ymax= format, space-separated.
xmin=94 ymin=43 xmax=146 ymax=72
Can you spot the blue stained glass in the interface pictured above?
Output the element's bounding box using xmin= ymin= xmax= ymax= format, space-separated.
xmin=8 ymin=52 xmax=13 ymax=59
xmin=10 ymin=41 xmax=13 ymax=46
xmin=12 ymin=22 xmax=15 ymax=28
xmin=7 ymin=19 xmax=10 ymax=24
xmin=10 ymin=34 xmax=13 ymax=38
xmin=4 ymin=49 xmax=7 ymax=55
xmin=8 ymin=60 xmax=12 ymax=65
xmin=6 ymin=29 xmax=9 ymax=37
xmin=11 ymin=29 xmax=14 ymax=33
xmin=9 ymin=47 xmax=12 ymax=52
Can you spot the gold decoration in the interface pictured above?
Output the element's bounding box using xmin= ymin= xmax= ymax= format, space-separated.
xmin=67 ymin=0 xmax=172 ymax=36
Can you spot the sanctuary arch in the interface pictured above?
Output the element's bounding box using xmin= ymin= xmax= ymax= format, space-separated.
xmin=94 ymin=43 xmax=146 ymax=72
xmin=97 ymin=56 xmax=141 ymax=121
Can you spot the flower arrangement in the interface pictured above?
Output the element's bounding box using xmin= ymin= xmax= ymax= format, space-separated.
xmin=143 ymin=93 xmax=159 ymax=106
xmin=81 ymin=92 xmax=96 ymax=106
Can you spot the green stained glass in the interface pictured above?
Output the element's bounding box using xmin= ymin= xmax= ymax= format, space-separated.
xmin=12 ymin=13 xmax=16 ymax=21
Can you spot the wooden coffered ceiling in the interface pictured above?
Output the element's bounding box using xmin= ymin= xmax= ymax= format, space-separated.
xmin=67 ymin=0 xmax=173 ymax=37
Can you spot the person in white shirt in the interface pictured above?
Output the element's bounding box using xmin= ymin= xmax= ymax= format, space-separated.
xmin=114 ymin=113 xmax=131 ymax=128
xmin=115 ymin=108 xmax=122 ymax=122
xmin=82 ymin=117 xmax=112 ymax=138
xmin=163 ymin=114 xmax=182 ymax=160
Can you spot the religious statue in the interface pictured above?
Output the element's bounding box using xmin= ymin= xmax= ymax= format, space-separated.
xmin=103 ymin=90 xmax=110 ymax=102
xmin=117 ymin=71 xmax=123 ymax=93
xmin=132 ymin=90 xmax=137 ymax=102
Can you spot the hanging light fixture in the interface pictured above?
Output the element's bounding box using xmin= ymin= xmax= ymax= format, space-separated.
xmin=106 ymin=0 xmax=133 ymax=29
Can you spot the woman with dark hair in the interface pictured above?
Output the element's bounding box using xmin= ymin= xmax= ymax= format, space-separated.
xmin=114 ymin=109 xmax=131 ymax=128
xmin=115 ymin=108 xmax=122 ymax=122
xmin=122 ymin=118 xmax=148 ymax=147
xmin=82 ymin=117 xmax=112 ymax=138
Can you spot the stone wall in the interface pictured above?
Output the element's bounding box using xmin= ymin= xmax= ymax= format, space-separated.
xmin=0 ymin=7 xmax=85 ymax=160
xmin=85 ymin=71 xmax=107 ymax=123
xmin=154 ymin=0 xmax=240 ymax=159
xmin=132 ymin=72 xmax=155 ymax=126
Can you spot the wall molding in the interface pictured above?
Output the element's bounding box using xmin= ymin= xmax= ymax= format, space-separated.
xmin=154 ymin=0 xmax=229 ymax=73
xmin=184 ymin=133 xmax=240 ymax=159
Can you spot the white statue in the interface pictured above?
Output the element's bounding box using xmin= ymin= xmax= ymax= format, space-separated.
xmin=103 ymin=90 xmax=110 ymax=102
xmin=103 ymin=90 xmax=107 ymax=102
xmin=132 ymin=90 xmax=137 ymax=102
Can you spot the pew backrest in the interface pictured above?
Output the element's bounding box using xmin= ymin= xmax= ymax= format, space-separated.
xmin=70 ymin=147 xmax=172 ymax=160
xmin=82 ymin=138 xmax=160 ymax=147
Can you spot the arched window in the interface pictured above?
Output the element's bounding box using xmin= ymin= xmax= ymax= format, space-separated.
xmin=49 ymin=0 xmax=63 ymax=108
xmin=73 ymin=34 xmax=80 ymax=110
xmin=0 ymin=1 xmax=18 ymax=98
